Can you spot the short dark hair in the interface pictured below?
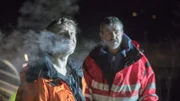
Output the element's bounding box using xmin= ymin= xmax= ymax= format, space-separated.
xmin=100 ymin=16 xmax=123 ymax=32
xmin=46 ymin=18 xmax=77 ymax=33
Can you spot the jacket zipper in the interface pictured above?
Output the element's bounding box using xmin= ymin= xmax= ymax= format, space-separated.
xmin=109 ymin=56 xmax=116 ymax=97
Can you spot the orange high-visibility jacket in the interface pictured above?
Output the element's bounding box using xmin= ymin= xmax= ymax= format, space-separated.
xmin=16 ymin=57 xmax=86 ymax=101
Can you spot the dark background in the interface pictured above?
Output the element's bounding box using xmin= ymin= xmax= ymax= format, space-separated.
xmin=76 ymin=0 xmax=175 ymax=42
xmin=0 ymin=0 xmax=179 ymax=41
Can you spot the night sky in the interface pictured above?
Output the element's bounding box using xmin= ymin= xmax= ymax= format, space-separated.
xmin=0 ymin=0 xmax=179 ymax=42
xmin=76 ymin=0 xmax=175 ymax=42
xmin=0 ymin=0 xmax=24 ymax=26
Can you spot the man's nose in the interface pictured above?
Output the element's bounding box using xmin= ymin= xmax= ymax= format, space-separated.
xmin=64 ymin=32 xmax=71 ymax=39
xmin=107 ymin=32 xmax=115 ymax=41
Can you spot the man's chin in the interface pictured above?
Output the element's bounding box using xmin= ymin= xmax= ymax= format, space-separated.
xmin=54 ymin=49 xmax=75 ymax=56
xmin=65 ymin=49 xmax=75 ymax=55
xmin=107 ymin=44 xmax=119 ymax=49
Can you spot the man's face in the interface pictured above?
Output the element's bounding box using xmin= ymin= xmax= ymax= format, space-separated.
xmin=56 ymin=25 xmax=77 ymax=54
xmin=100 ymin=23 xmax=123 ymax=49
xmin=39 ymin=24 xmax=77 ymax=56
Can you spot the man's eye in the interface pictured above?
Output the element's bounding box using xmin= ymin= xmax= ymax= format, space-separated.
xmin=70 ymin=32 xmax=73 ymax=35
xmin=58 ymin=32 xmax=67 ymax=35
xmin=57 ymin=32 xmax=63 ymax=35
xmin=71 ymin=32 xmax=76 ymax=36
xmin=61 ymin=32 xmax=65 ymax=35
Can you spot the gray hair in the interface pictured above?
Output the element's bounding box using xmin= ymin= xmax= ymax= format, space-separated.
xmin=46 ymin=18 xmax=77 ymax=33
xmin=100 ymin=16 xmax=124 ymax=32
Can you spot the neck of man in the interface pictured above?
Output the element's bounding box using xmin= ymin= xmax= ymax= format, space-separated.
xmin=108 ymin=45 xmax=121 ymax=55
xmin=52 ymin=54 xmax=70 ymax=76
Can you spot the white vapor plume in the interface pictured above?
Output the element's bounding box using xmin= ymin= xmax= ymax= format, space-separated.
xmin=0 ymin=30 xmax=98 ymax=95
xmin=39 ymin=31 xmax=76 ymax=55
xmin=18 ymin=0 xmax=79 ymax=31
xmin=0 ymin=31 xmax=3 ymax=41
xmin=23 ymin=30 xmax=97 ymax=66
xmin=71 ymin=38 xmax=97 ymax=65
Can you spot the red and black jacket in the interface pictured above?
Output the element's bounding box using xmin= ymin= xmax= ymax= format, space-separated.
xmin=83 ymin=34 xmax=159 ymax=101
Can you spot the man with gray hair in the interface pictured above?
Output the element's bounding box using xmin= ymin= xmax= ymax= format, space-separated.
xmin=16 ymin=18 xmax=86 ymax=101
xmin=83 ymin=16 xmax=159 ymax=101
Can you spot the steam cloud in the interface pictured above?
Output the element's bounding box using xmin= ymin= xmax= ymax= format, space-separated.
xmin=0 ymin=28 xmax=97 ymax=101
xmin=39 ymin=31 xmax=75 ymax=55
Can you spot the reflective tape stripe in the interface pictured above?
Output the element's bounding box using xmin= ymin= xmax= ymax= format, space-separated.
xmin=93 ymin=93 xmax=139 ymax=101
xmin=85 ymin=93 xmax=93 ymax=101
xmin=91 ymin=80 xmax=141 ymax=92
xmin=111 ymin=83 xmax=141 ymax=92
xmin=139 ymin=94 xmax=158 ymax=101
xmin=139 ymin=83 xmax=156 ymax=95
xmin=91 ymin=80 xmax=109 ymax=91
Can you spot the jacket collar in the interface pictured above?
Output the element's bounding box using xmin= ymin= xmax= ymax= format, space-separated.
xmin=40 ymin=55 xmax=82 ymax=80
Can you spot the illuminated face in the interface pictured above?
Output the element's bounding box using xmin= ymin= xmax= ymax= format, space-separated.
xmin=57 ymin=24 xmax=77 ymax=54
xmin=39 ymin=24 xmax=77 ymax=56
xmin=100 ymin=23 xmax=123 ymax=49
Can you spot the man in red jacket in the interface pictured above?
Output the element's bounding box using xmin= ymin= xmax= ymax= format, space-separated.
xmin=83 ymin=16 xmax=159 ymax=101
